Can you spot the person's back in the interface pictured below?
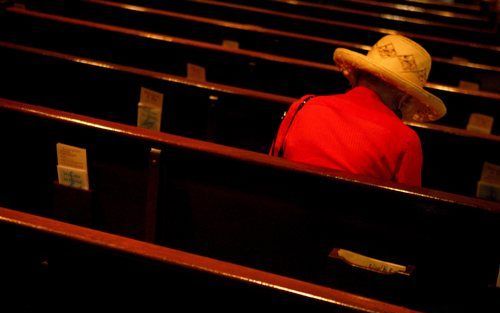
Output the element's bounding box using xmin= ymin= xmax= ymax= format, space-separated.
xmin=270 ymin=35 xmax=446 ymax=187
xmin=279 ymin=87 xmax=422 ymax=186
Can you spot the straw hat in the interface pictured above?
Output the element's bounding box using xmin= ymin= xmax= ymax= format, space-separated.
xmin=334 ymin=35 xmax=446 ymax=122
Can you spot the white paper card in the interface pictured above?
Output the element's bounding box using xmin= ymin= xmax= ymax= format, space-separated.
xmin=140 ymin=87 xmax=163 ymax=108
xmin=480 ymin=162 xmax=500 ymax=184
xmin=187 ymin=63 xmax=206 ymax=82
xmin=467 ymin=113 xmax=494 ymax=134
xmin=57 ymin=165 xmax=89 ymax=190
xmin=476 ymin=180 xmax=500 ymax=202
xmin=331 ymin=248 xmax=408 ymax=275
xmin=56 ymin=143 xmax=87 ymax=170
xmin=222 ymin=40 xmax=239 ymax=49
xmin=137 ymin=102 xmax=163 ymax=131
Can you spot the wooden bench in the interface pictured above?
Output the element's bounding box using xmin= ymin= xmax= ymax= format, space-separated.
xmin=71 ymin=0 xmax=499 ymax=65
xmin=199 ymin=0 xmax=498 ymax=44
xmin=15 ymin=0 xmax=500 ymax=93
xmin=2 ymin=9 xmax=500 ymax=125
xmin=368 ymin=0 xmax=490 ymax=15
xmin=0 ymin=206 xmax=423 ymax=312
xmin=277 ymin=0 xmax=492 ymax=27
xmin=0 ymin=98 xmax=498 ymax=311
xmin=0 ymin=42 xmax=498 ymax=196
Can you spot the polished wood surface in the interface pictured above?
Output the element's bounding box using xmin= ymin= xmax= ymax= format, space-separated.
xmin=0 ymin=207 xmax=422 ymax=312
xmin=208 ymin=0 xmax=498 ymax=43
xmin=0 ymin=97 xmax=498 ymax=311
xmin=24 ymin=0 xmax=500 ymax=65
xmin=1 ymin=39 xmax=499 ymax=197
xmin=22 ymin=0 xmax=500 ymax=92
xmin=1 ymin=1 xmax=499 ymax=312
xmin=295 ymin=0 xmax=491 ymax=26
xmin=2 ymin=7 xmax=500 ymax=128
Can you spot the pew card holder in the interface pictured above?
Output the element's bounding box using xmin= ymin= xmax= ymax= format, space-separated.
xmin=326 ymin=248 xmax=416 ymax=302
xmin=52 ymin=181 xmax=94 ymax=227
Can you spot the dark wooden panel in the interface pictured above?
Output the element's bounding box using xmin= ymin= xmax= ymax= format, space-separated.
xmin=0 ymin=207 xmax=416 ymax=313
xmin=204 ymin=0 xmax=499 ymax=44
xmin=0 ymin=42 xmax=498 ymax=196
xmin=0 ymin=99 xmax=497 ymax=312
xmin=83 ymin=0 xmax=500 ymax=65
xmin=15 ymin=0 xmax=500 ymax=92
xmin=280 ymin=0 xmax=492 ymax=27
xmin=1 ymin=10 xmax=499 ymax=130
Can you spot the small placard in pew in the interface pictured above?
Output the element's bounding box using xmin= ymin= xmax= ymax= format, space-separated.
xmin=329 ymin=248 xmax=414 ymax=276
xmin=56 ymin=143 xmax=89 ymax=190
xmin=57 ymin=165 xmax=90 ymax=191
xmin=187 ymin=63 xmax=206 ymax=82
xmin=476 ymin=162 xmax=500 ymax=202
xmin=222 ymin=40 xmax=239 ymax=49
xmin=56 ymin=143 xmax=87 ymax=170
xmin=467 ymin=113 xmax=494 ymax=135
xmin=137 ymin=87 xmax=164 ymax=131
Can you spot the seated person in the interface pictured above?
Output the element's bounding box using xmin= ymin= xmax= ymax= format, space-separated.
xmin=270 ymin=35 xmax=446 ymax=187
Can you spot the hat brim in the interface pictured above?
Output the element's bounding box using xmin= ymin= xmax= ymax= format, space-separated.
xmin=334 ymin=48 xmax=446 ymax=122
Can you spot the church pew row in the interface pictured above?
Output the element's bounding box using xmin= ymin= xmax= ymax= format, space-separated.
xmin=0 ymin=41 xmax=498 ymax=197
xmin=196 ymin=0 xmax=498 ymax=44
xmin=0 ymin=207 xmax=422 ymax=313
xmin=15 ymin=0 xmax=500 ymax=93
xmin=368 ymin=0 xmax=491 ymax=15
xmin=0 ymin=98 xmax=498 ymax=312
xmin=278 ymin=0 xmax=492 ymax=27
xmin=77 ymin=0 xmax=500 ymax=65
xmin=0 ymin=6 xmax=345 ymax=98
xmin=2 ymin=8 xmax=500 ymax=129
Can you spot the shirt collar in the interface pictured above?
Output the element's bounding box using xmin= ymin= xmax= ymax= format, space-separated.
xmin=345 ymin=86 xmax=400 ymax=119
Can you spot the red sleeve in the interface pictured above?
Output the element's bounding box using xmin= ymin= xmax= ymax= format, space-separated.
xmin=269 ymin=95 xmax=314 ymax=156
xmin=395 ymin=133 xmax=423 ymax=187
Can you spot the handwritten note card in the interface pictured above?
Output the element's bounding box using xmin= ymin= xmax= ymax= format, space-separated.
xmin=57 ymin=143 xmax=87 ymax=170
xmin=137 ymin=87 xmax=164 ymax=131
xmin=467 ymin=113 xmax=494 ymax=134
xmin=476 ymin=162 xmax=500 ymax=202
xmin=329 ymin=248 xmax=410 ymax=276
xmin=57 ymin=165 xmax=89 ymax=190
xmin=140 ymin=87 xmax=163 ymax=108
xmin=481 ymin=162 xmax=500 ymax=184
xmin=187 ymin=63 xmax=206 ymax=82
xmin=56 ymin=143 xmax=89 ymax=190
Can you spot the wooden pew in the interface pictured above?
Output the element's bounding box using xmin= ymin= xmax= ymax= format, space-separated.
xmin=196 ymin=0 xmax=499 ymax=44
xmin=2 ymin=8 xmax=500 ymax=128
xmin=63 ymin=0 xmax=499 ymax=65
xmin=0 ymin=42 xmax=498 ymax=197
xmin=290 ymin=0 xmax=492 ymax=28
xmin=0 ymin=207 xmax=422 ymax=313
xmin=17 ymin=0 xmax=500 ymax=93
xmin=370 ymin=0 xmax=490 ymax=15
xmin=0 ymin=98 xmax=498 ymax=312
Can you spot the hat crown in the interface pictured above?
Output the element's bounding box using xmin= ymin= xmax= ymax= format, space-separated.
xmin=366 ymin=35 xmax=431 ymax=87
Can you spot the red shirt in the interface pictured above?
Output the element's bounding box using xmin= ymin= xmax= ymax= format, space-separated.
xmin=271 ymin=86 xmax=423 ymax=186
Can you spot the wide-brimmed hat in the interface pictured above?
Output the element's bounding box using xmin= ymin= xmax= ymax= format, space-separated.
xmin=334 ymin=35 xmax=446 ymax=122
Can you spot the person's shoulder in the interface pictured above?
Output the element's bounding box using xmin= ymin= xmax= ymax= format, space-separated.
xmin=399 ymin=123 xmax=421 ymax=148
xmin=304 ymin=94 xmax=347 ymax=109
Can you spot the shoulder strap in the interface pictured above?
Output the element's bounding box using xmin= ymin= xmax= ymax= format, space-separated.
xmin=271 ymin=95 xmax=315 ymax=157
